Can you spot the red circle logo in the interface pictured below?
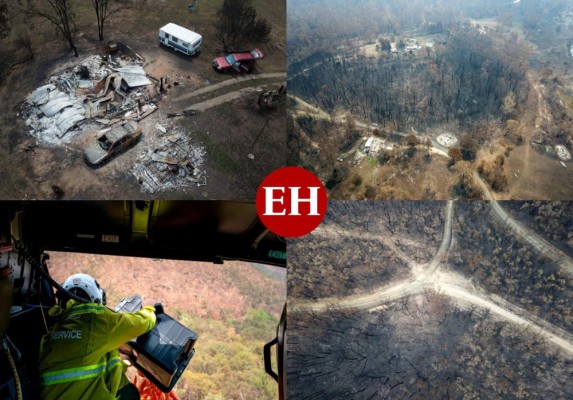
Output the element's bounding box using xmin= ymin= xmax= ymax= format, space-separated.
xmin=256 ymin=167 xmax=327 ymax=238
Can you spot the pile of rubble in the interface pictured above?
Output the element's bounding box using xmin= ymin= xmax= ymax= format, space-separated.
xmin=17 ymin=42 xmax=215 ymax=194
xmin=132 ymin=123 xmax=207 ymax=193
xmin=257 ymin=85 xmax=286 ymax=110
xmin=20 ymin=49 xmax=158 ymax=146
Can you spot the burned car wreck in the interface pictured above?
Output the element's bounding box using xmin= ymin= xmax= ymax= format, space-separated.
xmin=84 ymin=120 xmax=143 ymax=166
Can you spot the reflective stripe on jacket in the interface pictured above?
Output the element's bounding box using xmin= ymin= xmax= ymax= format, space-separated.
xmin=39 ymin=300 xmax=156 ymax=400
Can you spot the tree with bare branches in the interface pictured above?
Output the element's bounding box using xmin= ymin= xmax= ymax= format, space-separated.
xmin=90 ymin=0 xmax=133 ymax=41
xmin=216 ymin=0 xmax=271 ymax=51
xmin=0 ymin=0 xmax=9 ymax=39
xmin=25 ymin=0 xmax=77 ymax=56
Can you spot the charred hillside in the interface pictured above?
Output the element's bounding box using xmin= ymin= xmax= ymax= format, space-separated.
xmin=289 ymin=25 xmax=530 ymax=131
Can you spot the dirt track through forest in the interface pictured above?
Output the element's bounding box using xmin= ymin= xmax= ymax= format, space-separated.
xmin=311 ymin=228 xmax=421 ymax=269
xmin=294 ymin=90 xmax=573 ymax=271
xmin=290 ymin=200 xmax=573 ymax=355
xmin=291 ymin=89 xmax=563 ymax=201
xmin=474 ymin=171 xmax=573 ymax=272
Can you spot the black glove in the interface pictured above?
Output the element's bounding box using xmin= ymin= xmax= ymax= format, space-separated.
xmin=153 ymin=303 xmax=164 ymax=315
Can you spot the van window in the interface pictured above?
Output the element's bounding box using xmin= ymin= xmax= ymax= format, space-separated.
xmin=165 ymin=33 xmax=170 ymax=40
xmin=172 ymin=37 xmax=178 ymax=43
xmin=183 ymin=42 xmax=189 ymax=47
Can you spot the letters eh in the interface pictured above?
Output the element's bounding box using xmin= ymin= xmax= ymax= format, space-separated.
xmin=263 ymin=187 xmax=321 ymax=216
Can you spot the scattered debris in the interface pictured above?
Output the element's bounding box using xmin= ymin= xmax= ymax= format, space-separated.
xmin=123 ymin=102 xmax=158 ymax=120
xmin=167 ymin=109 xmax=199 ymax=118
xmin=20 ymin=53 xmax=158 ymax=146
xmin=133 ymin=124 xmax=206 ymax=193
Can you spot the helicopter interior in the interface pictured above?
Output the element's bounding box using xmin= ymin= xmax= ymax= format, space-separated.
xmin=0 ymin=200 xmax=286 ymax=400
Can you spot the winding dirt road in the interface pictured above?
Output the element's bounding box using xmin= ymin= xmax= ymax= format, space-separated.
xmin=293 ymin=96 xmax=573 ymax=272
xmin=474 ymin=171 xmax=573 ymax=271
xmin=290 ymin=201 xmax=573 ymax=355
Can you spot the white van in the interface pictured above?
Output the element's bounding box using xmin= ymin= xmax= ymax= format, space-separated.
xmin=158 ymin=23 xmax=202 ymax=56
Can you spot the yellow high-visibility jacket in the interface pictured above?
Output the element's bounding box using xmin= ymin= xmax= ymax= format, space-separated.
xmin=39 ymin=300 xmax=156 ymax=400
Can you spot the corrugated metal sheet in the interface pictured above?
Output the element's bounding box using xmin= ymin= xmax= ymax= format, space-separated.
xmin=114 ymin=66 xmax=152 ymax=88
xmin=27 ymin=84 xmax=57 ymax=106
xmin=39 ymin=91 xmax=74 ymax=118
xmin=56 ymin=105 xmax=86 ymax=137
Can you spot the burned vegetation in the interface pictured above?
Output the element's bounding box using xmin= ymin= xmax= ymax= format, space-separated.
xmin=287 ymin=0 xmax=573 ymax=200
xmin=288 ymin=294 xmax=573 ymax=400
xmin=288 ymin=202 xmax=444 ymax=299
xmin=290 ymin=24 xmax=529 ymax=131
xmin=451 ymin=201 xmax=573 ymax=332
xmin=288 ymin=201 xmax=573 ymax=399
xmin=503 ymin=201 xmax=573 ymax=258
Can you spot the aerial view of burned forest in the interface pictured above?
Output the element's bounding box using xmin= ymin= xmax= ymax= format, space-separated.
xmin=288 ymin=200 xmax=573 ymax=399
xmin=0 ymin=0 xmax=286 ymax=199
xmin=288 ymin=0 xmax=573 ymax=200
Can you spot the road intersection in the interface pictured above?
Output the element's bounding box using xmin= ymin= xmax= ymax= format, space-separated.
xmin=291 ymin=200 xmax=573 ymax=354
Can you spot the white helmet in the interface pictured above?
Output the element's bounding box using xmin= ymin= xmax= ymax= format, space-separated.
xmin=62 ymin=273 xmax=106 ymax=304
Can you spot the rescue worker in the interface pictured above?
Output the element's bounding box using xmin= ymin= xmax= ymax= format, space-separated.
xmin=39 ymin=273 xmax=156 ymax=399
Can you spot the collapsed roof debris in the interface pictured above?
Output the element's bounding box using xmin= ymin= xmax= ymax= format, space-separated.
xmin=113 ymin=66 xmax=152 ymax=89
xmin=25 ymin=83 xmax=85 ymax=141
xmin=17 ymin=41 xmax=217 ymax=194
xmin=133 ymin=122 xmax=207 ymax=193
xmin=20 ymin=51 xmax=158 ymax=146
